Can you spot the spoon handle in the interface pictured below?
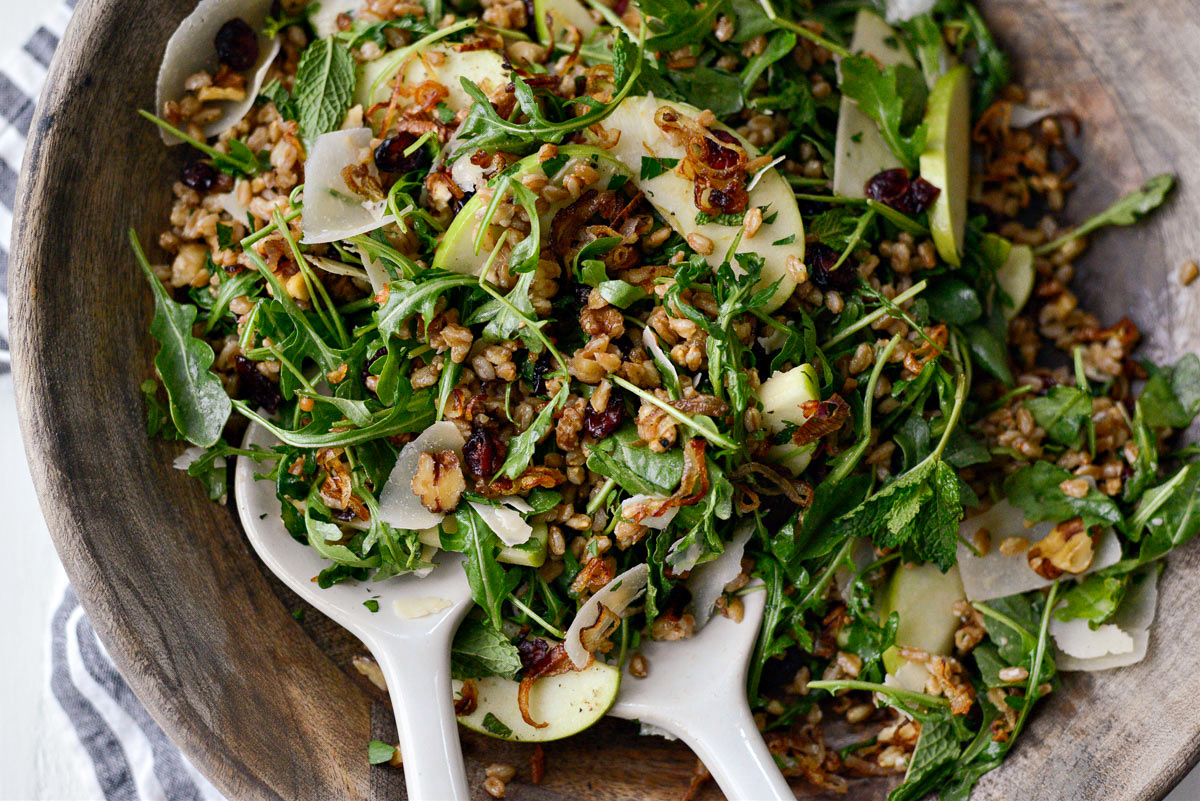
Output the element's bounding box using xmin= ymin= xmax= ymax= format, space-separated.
xmin=673 ymin=701 xmax=794 ymax=801
xmin=372 ymin=638 xmax=470 ymax=801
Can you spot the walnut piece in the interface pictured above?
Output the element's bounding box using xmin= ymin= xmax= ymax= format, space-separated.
xmin=411 ymin=449 xmax=466 ymax=514
xmin=1027 ymin=517 xmax=1094 ymax=579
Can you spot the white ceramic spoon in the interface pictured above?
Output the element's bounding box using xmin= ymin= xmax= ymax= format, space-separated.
xmin=235 ymin=422 xmax=472 ymax=801
xmin=608 ymin=582 xmax=794 ymax=801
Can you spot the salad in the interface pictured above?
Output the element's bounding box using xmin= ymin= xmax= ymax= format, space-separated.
xmin=135 ymin=0 xmax=1197 ymax=797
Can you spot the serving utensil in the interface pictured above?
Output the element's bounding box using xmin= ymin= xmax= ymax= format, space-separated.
xmin=609 ymin=582 xmax=794 ymax=800
xmin=234 ymin=422 xmax=472 ymax=801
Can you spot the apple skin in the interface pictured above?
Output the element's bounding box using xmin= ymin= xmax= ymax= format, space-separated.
xmin=879 ymin=562 xmax=965 ymax=691
xmin=920 ymin=65 xmax=972 ymax=266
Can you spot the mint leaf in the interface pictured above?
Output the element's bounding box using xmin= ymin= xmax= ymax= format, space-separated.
xmin=1003 ymin=462 xmax=1122 ymax=529
xmin=839 ymin=55 xmax=928 ymax=171
xmin=481 ymin=712 xmax=514 ymax=738
xmin=451 ymin=618 xmax=522 ymax=679
xmin=887 ymin=715 xmax=961 ymax=801
xmin=258 ymin=78 xmax=296 ymax=121
xmin=294 ymin=37 xmax=356 ymax=142
xmin=130 ymin=231 xmax=231 ymax=447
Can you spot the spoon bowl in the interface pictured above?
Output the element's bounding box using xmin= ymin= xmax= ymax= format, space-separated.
xmin=235 ymin=421 xmax=473 ymax=801
xmin=609 ymin=581 xmax=794 ymax=800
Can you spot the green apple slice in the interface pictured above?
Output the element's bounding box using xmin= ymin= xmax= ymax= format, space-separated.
xmin=599 ymin=95 xmax=801 ymax=311
xmin=919 ymin=64 xmax=971 ymax=266
xmin=758 ymin=363 xmax=820 ymax=475
xmin=356 ymin=45 xmax=508 ymax=112
xmin=879 ymin=562 xmax=965 ymax=691
xmin=533 ymin=0 xmax=598 ymax=45
xmin=832 ymin=10 xmax=916 ymax=199
xmin=453 ymin=661 xmax=621 ymax=741
xmin=981 ymin=233 xmax=1035 ymax=320
xmin=432 ymin=145 xmax=631 ymax=276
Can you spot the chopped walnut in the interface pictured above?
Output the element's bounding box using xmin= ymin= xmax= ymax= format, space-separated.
xmin=411 ymin=449 xmax=466 ymax=514
xmin=1027 ymin=517 xmax=1094 ymax=579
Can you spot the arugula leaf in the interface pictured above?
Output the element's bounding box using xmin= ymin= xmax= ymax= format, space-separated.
xmin=1053 ymin=572 xmax=1128 ymax=628
xmin=138 ymin=111 xmax=262 ymax=178
xmin=639 ymin=0 xmax=727 ymax=51
xmin=741 ymin=31 xmax=796 ymax=92
xmin=1124 ymin=400 xmax=1159 ymax=502
xmin=294 ymin=37 xmax=356 ymax=142
xmin=669 ymin=66 xmax=745 ymax=117
xmin=1133 ymin=462 xmax=1200 ymax=561
xmin=1140 ymin=353 xmax=1200 ymax=429
xmin=1035 ymin=174 xmax=1175 ymax=255
xmin=962 ymin=4 xmax=1010 ymax=115
xmin=481 ymin=712 xmax=514 ymax=738
xmin=1003 ymin=462 xmax=1123 ymax=529
xmin=1025 ymin=384 xmax=1092 ymax=447
xmin=204 ymin=269 xmax=259 ymax=334
xmin=964 ymin=309 xmax=1015 ymax=386
xmin=448 ymin=504 xmax=516 ymax=628
xmin=977 ymin=593 xmax=1039 ymax=665
xmin=141 ymin=379 xmax=181 ymax=440
xmin=495 ymin=384 xmax=568 ymax=480
xmin=887 ymin=715 xmax=961 ymax=801
xmin=130 ymin=231 xmax=231 ymax=447
xmin=923 ymin=278 xmax=982 ymax=326
xmin=838 ymin=56 xmax=928 ymax=171
xmin=368 ymin=740 xmax=396 ymax=765
xmin=376 ymin=273 xmax=479 ymax=338
xmin=451 ymin=617 xmax=522 ymax=679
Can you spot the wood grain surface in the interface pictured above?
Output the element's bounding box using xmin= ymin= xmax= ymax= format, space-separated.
xmin=11 ymin=1 xmax=1200 ymax=799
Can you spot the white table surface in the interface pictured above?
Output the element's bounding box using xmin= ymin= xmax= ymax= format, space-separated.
xmin=3 ymin=4 xmax=1200 ymax=800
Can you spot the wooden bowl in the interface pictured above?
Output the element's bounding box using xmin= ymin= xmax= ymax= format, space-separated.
xmin=12 ymin=1 xmax=1200 ymax=799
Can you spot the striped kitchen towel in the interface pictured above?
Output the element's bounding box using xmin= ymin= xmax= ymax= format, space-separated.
xmin=5 ymin=4 xmax=227 ymax=799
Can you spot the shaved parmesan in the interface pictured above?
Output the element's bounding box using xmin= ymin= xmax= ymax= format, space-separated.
xmin=1055 ymin=568 xmax=1159 ymax=672
xmin=620 ymin=494 xmax=678 ymax=531
xmin=307 ymin=256 xmax=369 ymax=281
xmin=886 ymin=660 xmax=932 ymax=696
xmin=565 ymin=564 xmax=649 ymax=669
xmin=885 ymin=0 xmax=937 ymax=23
xmin=301 ymin=128 xmax=396 ymax=244
xmin=378 ymin=421 xmax=465 ymax=530
xmin=642 ymin=326 xmax=679 ymax=389
xmin=215 ymin=181 xmax=250 ymax=221
xmin=469 ymin=501 xmax=533 ymax=547
xmin=665 ymin=538 xmax=700 ymax=573
xmin=156 ymin=0 xmax=281 ymax=145
xmin=956 ymin=500 xmax=1122 ymax=602
xmin=1008 ymin=104 xmax=1058 ymax=129
xmin=688 ymin=523 xmax=754 ymax=629
xmin=393 ymin=595 xmax=453 ymax=619
xmin=311 ymin=0 xmax=364 ymax=38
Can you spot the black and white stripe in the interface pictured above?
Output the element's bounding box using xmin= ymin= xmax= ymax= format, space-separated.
xmin=51 ymin=587 xmax=226 ymax=801
xmin=0 ymin=0 xmax=77 ymax=371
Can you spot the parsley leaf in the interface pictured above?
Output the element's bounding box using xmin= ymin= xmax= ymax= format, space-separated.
xmin=294 ymin=37 xmax=356 ymax=142
xmin=640 ymin=156 xmax=680 ymax=181
xmin=367 ymin=740 xmax=396 ymax=765
xmin=481 ymin=712 xmax=514 ymax=738
xmin=1035 ymin=174 xmax=1175 ymax=255
xmin=838 ymin=55 xmax=929 ymax=172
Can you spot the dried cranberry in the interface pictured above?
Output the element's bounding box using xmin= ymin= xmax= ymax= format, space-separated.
xmin=463 ymin=426 xmax=506 ymax=478
xmin=907 ymin=177 xmax=940 ymax=214
xmin=330 ymin=506 xmax=357 ymax=522
xmin=516 ymin=636 xmax=551 ymax=673
xmin=572 ymin=281 xmax=595 ymax=307
xmin=807 ymin=243 xmax=857 ymax=293
xmin=450 ymin=190 xmax=475 ymax=215
xmin=214 ymin=18 xmax=259 ymax=71
xmin=583 ymin=395 xmax=626 ymax=439
xmin=234 ymin=354 xmax=282 ymax=413
xmin=374 ymin=134 xmax=431 ymax=173
xmin=864 ymin=168 xmax=940 ymax=215
xmin=530 ymin=350 xmax=554 ymax=396
xmin=796 ymin=196 xmax=832 ymax=216
xmin=180 ymin=161 xmax=219 ymax=191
